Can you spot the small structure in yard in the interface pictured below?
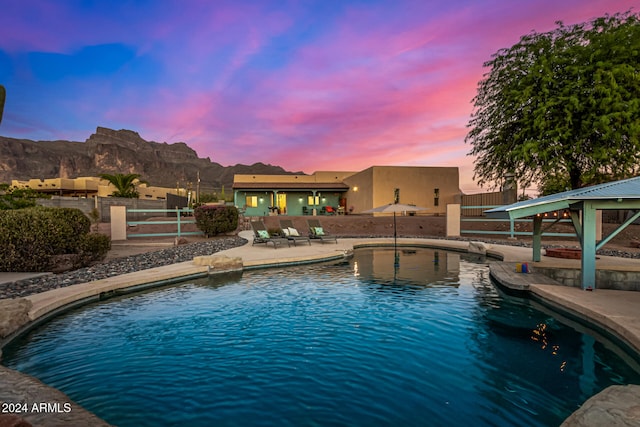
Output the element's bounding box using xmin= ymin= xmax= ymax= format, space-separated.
xmin=485 ymin=176 xmax=640 ymax=290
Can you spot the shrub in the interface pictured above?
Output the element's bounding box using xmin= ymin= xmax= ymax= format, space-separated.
xmin=0 ymin=209 xmax=53 ymax=272
xmin=0 ymin=185 xmax=50 ymax=210
xmin=44 ymin=207 xmax=91 ymax=254
xmin=77 ymin=233 xmax=111 ymax=265
xmin=0 ymin=207 xmax=111 ymax=272
xmin=194 ymin=205 xmax=238 ymax=237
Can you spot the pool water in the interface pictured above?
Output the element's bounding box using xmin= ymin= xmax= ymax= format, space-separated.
xmin=3 ymin=248 xmax=640 ymax=426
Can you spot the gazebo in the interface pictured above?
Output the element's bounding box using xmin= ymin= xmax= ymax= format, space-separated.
xmin=485 ymin=176 xmax=640 ymax=290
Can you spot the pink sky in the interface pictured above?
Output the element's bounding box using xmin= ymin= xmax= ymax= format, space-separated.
xmin=0 ymin=0 xmax=635 ymax=194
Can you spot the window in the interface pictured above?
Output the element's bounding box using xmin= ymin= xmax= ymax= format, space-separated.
xmin=307 ymin=195 xmax=320 ymax=205
xmin=434 ymin=188 xmax=440 ymax=207
xmin=246 ymin=196 xmax=258 ymax=208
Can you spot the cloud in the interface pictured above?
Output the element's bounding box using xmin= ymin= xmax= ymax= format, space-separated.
xmin=179 ymin=4 xmax=485 ymax=171
xmin=1 ymin=0 xmax=635 ymax=193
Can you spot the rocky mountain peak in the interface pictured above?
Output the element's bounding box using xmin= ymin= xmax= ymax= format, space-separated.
xmin=0 ymin=126 xmax=300 ymax=191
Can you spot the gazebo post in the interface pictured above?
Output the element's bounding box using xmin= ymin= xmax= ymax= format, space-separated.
xmin=532 ymin=215 xmax=543 ymax=262
xmin=581 ymin=202 xmax=597 ymax=290
xmin=485 ymin=176 xmax=640 ymax=293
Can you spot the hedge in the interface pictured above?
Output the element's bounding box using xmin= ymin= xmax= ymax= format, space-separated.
xmin=194 ymin=205 xmax=238 ymax=237
xmin=0 ymin=207 xmax=111 ymax=272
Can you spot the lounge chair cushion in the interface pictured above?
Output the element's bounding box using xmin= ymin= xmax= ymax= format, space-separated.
xmin=288 ymin=227 xmax=300 ymax=236
xmin=314 ymin=227 xmax=325 ymax=236
xmin=282 ymin=228 xmax=290 ymax=236
xmin=257 ymin=230 xmax=270 ymax=239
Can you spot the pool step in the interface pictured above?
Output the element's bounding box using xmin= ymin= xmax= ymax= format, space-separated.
xmin=490 ymin=261 xmax=562 ymax=292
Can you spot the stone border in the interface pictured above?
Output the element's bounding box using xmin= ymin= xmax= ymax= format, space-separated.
xmin=559 ymin=385 xmax=640 ymax=426
xmin=489 ymin=263 xmax=640 ymax=427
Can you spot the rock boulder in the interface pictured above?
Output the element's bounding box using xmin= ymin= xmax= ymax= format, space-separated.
xmin=0 ymin=298 xmax=32 ymax=340
xmin=561 ymin=384 xmax=640 ymax=427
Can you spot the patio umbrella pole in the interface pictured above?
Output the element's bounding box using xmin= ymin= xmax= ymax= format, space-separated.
xmin=361 ymin=202 xmax=429 ymax=270
xmin=394 ymin=211 xmax=397 ymax=246
xmin=394 ymin=211 xmax=399 ymax=267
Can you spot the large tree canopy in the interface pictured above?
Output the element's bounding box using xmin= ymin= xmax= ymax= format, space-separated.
xmin=466 ymin=11 xmax=640 ymax=193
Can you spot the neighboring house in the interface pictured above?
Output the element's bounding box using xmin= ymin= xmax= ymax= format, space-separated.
xmin=11 ymin=177 xmax=185 ymax=200
xmin=232 ymin=166 xmax=461 ymax=216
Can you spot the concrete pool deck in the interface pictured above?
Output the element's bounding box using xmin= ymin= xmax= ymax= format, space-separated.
xmin=1 ymin=231 xmax=640 ymax=426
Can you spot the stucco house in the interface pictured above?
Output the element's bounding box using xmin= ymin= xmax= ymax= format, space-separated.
xmin=232 ymin=166 xmax=460 ymax=216
xmin=11 ymin=177 xmax=184 ymax=200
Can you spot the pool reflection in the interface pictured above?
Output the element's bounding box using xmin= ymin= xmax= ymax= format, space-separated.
xmin=351 ymin=247 xmax=462 ymax=288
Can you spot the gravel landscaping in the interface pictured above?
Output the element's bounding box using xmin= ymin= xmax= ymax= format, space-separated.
xmin=0 ymin=237 xmax=247 ymax=300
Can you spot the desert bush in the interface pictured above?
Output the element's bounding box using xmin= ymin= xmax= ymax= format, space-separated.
xmin=0 ymin=209 xmax=52 ymax=271
xmin=0 ymin=184 xmax=50 ymax=210
xmin=194 ymin=205 xmax=238 ymax=237
xmin=44 ymin=207 xmax=91 ymax=254
xmin=77 ymin=233 xmax=111 ymax=265
xmin=0 ymin=207 xmax=110 ymax=272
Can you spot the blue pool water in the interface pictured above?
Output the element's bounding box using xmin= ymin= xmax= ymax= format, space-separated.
xmin=3 ymin=247 xmax=640 ymax=426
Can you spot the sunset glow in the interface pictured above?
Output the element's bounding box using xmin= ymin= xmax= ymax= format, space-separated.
xmin=0 ymin=0 xmax=634 ymax=193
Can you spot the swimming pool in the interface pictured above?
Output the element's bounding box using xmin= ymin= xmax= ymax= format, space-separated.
xmin=3 ymin=247 xmax=640 ymax=426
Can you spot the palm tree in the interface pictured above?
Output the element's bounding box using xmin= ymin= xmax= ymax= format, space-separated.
xmin=99 ymin=173 xmax=143 ymax=198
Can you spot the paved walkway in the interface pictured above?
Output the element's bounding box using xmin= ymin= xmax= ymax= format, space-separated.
xmin=1 ymin=232 xmax=640 ymax=426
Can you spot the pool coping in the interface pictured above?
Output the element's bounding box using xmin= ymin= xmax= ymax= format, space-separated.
xmin=1 ymin=233 xmax=640 ymax=426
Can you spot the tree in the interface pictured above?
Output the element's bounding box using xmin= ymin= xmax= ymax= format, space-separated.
xmin=0 ymin=183 xmax=50 ymax=210
xmin=99 ymin=173 xmax=143 ymax=198
xmin=466 ymin=11 xmax=640 ymax=192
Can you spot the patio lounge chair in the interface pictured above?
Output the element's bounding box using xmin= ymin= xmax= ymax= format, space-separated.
xmin=250 ymin=220 xmax=290 ymax=248
xmin=307 ymin=219 xmax=338 ymax=243
xmin=279 ymin=219 xmax=311 ymax=246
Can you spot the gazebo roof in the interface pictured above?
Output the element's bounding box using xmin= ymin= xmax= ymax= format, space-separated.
xmin=484 ymin=175 xmax=640 ymax=290
xmin=485 ymin=176 xmax=640 ymax=219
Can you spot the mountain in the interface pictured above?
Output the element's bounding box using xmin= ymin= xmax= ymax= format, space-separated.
xmin=0 ymin=126 xmax=301 ymax=191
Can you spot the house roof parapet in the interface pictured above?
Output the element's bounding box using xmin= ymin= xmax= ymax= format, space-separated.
xmin=486 ymin=176 xmax=640 ymax=219
xmin=232 ymin=182 xmax=349 ymax=190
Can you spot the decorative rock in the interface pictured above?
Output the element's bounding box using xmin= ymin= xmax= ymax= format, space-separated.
xmin=468 ymin=241 xmax=487 ymax=255
xmin=561 ymin=384 xmax=640 ymax=427
xmin=174 ymin=237 xmax=189 ymax=246
xmin=193 ymin=255 xmax=243 ymax=271
xmin=48 ymin=254 xmax=81 ymax=273
xmin=0 ymin=298 xmax=32 ymax=340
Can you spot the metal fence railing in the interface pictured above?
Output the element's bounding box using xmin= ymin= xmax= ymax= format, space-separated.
xmin=126 ymin=208 xmax=203 ymax=238
xmin=460 ymin=205 xmax=577 ymax=239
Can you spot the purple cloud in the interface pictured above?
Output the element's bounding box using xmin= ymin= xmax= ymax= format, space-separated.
xmin=0 ymin=0 xmax=634 ymax=193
